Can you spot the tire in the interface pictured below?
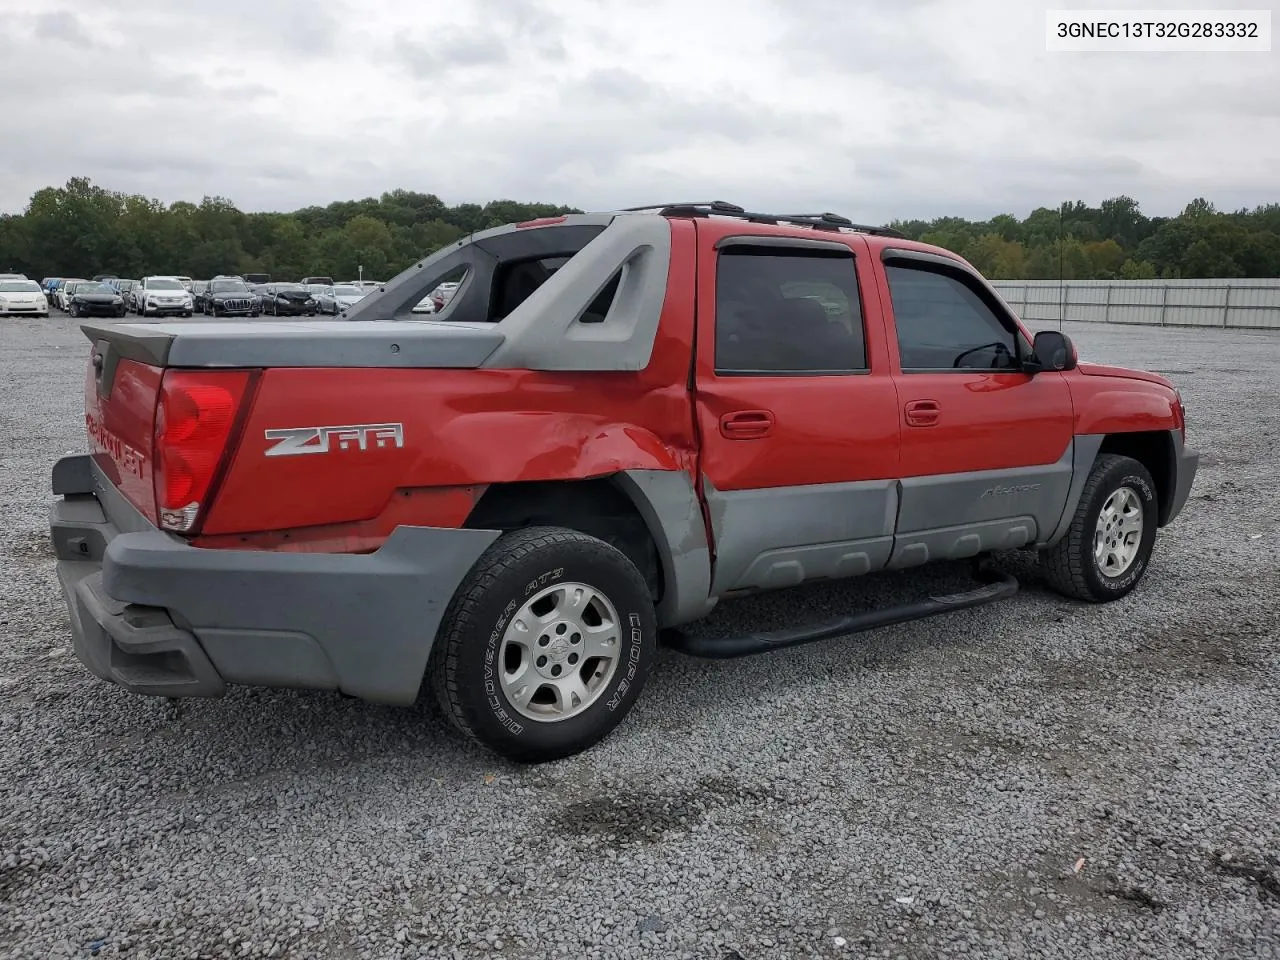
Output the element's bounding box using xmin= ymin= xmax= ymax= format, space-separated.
xmin=429 ymin=526 xmax=656 ymax=763
xmin=1040 ymin=453 xmax=1158 ymax=602
xmin=68 ymin=303 xmax=79 ymax=318
xmin=115 ymin=306 xmax=125 ymax=318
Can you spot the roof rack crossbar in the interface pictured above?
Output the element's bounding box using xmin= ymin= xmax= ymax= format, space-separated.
xmin=623 ymin=201 xmax=905 ymax=238
xmin=619 ymin=200 xmax=745 ymax=213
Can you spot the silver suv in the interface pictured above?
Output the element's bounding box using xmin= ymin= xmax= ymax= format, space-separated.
xmin=133 ymin=276 xmax=194 ymax=317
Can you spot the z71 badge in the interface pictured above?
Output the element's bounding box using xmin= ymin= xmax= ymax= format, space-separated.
xmin=263 ymin=423 xmax=405 ymax=457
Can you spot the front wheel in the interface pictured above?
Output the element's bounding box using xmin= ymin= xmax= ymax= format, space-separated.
xmin=68 ymin=303 xmax=79 ymax=318
xmin=429 ymin=527 xmax=656 ymax=763
xmin=1040 ymin=453 xmax=1158 ymax=602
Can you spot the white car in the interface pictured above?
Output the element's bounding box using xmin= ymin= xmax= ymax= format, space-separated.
xmin=411 ymin=296 xmax=436 ymax=314
xmin=57 ymin=280 xmax=87 ymax=311
xmin=315 ymin=283 xmax=370 ymax=315
xmin=134 ymin=276 xmax=194 ymax=317
xmin=0 ymin=278 xmax=49 ymax=317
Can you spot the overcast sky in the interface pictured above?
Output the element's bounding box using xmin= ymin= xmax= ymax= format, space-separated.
xmin=1 ymin=0 xmax=1277 ymax=223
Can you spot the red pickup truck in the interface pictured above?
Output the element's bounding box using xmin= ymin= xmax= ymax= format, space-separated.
xmin=50 ymin=201 xmax=1198 ymax=762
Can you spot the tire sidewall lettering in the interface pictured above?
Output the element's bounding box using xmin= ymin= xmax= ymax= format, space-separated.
xmin=479 ymin=564 xmax=649 ymax=737
xmin=1092 ymin=471 xmax=1157 ymax=594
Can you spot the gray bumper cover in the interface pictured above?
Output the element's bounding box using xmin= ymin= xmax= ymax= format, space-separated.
xmin=50 ymin=455 xmax=498 ymax=704
xmin=1165 ymin=443 xmax=1199 ymax=526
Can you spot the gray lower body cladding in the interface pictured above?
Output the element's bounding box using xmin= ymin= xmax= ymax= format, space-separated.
xmin=50 ymin=455 xmax=498 ymax=704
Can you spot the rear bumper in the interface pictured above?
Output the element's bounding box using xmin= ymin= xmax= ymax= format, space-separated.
xmin=50 ymin=455 xmax=499 ymax=705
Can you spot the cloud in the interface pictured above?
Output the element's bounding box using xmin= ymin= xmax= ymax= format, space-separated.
xmin=31 ymin=10 xmax=91 ymax=44
xmin=0 ymin=0 xmax=1276 ymax=223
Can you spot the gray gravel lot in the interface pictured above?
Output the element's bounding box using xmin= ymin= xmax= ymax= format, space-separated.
xmin=1 ymin=314 xmax=1277 ymax=960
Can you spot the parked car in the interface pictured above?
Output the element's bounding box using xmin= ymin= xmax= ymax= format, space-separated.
xmin=300 ymin=275 xmax=334 ymax=287
xmin=47 ymin=202 xmax=1199 ymax=764
xmin=42 ymin=278 xmax=62 ymax=299
xmin=243 ymin=273 xmax=271 ymax=285
xmin=314 ymin=283 xmax=369 ymax=315
xmin=0 ymin=278 xmax=50 ymax=317
xmin=176 ymin=276 xmax=194 ymax=293
xmin=114 ymin=279 xmax=137 ymax=303
xmin=430 ymin=280 xmax=461 ymax=312
xmin=410 ymin=296 xmax=436 ymax=314
xmin=191 ymin=281 xmax=210 ymax=310
xmin=202 ymin=277 xmax=262 ymax=317
xmin=262 ymin=282 xmax=318 ymax=316
xmin=65 ymin=280 xmax=126 ymax=318
xmin=133 ymin=276 xmax=194 ymax=317
xmin=57 ymin=280 xmax=88 ymax=311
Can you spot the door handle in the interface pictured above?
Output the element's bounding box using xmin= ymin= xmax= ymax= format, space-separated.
xmin=720 ymin=409 xmax=774 ymax=439
xmin=904 ymin=399 xmax=940 ymax=427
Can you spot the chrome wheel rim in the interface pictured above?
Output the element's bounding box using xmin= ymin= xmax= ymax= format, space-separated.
xmin=1094 ymin=485 xmax=1144 ymax=577
xmin=498 ymin=581 xmax=622 ymax=723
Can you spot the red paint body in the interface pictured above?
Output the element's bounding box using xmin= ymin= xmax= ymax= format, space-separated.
xmin=83 ymin=217 xmax=1183 ymax=551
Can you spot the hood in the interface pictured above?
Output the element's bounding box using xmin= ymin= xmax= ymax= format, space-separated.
xmin=211 ymin=290 xmax=253 ymax=299
xmin=1076 ymin=361 xmax=1174 ymax=390
xmin=0 ymin=292 xmax=43 ymax=301
xmin=74 ymin=292 xmax=122 ymax=302
xmin=276 ymin=290 xmax=313 ymax=300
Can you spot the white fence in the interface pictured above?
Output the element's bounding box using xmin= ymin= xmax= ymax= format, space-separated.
xmin=990 ymin=279 xmax=1280 ymax=331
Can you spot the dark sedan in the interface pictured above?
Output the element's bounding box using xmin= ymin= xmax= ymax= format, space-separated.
xmin=202 ymin=278 xmax=262 ymax=317
xmin=66 ymin=281 xmax=127 ymax=318
xmin=262 ymin=283 xmax=318 ymax=316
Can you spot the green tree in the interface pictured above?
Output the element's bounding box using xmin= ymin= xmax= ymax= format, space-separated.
xmin=2 ymin=177 xmax=1277 ymax=282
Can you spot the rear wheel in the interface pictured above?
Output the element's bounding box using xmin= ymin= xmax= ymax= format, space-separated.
xmin=1040 ymin=453 xmax=1158 ymax=602
xmin=429 ymin=527 xmax=656 ymax=763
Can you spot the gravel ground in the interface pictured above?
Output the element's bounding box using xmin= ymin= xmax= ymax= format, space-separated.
xmin=1 ymin=313 xmax=1277 ymax=960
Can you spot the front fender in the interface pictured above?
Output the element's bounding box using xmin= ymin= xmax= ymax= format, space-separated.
xmin=1071 ymin=384 xmax=1179 ymax=436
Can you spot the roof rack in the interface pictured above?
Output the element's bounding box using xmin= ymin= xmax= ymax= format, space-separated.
xmin=619 ymin=200 xmax=746 ymax=214
xmin=619 ymin=201 xmax=904 ymax=238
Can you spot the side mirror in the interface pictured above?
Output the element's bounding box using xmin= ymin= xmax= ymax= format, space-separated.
xmin=1028 ymin=330 xmax=1077 ymax=372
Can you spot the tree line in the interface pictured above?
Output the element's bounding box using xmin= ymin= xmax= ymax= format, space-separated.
xmin=1 ymin=177 xmax=1278 ymax=281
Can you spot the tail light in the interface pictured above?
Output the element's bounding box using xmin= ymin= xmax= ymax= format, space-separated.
xmin=153 ymin=370 xmax=254 ymax=534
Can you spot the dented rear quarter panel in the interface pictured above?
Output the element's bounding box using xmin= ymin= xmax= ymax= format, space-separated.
xmin=201 ymin=222 xmax=701 ymax=538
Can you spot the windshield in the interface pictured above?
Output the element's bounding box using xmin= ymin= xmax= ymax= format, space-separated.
xmin=210 ymin=281 xmax=249 ymax=293
xmin=0 ymin=280 xmax=41 ymax=293
xmin=77 ymin=282 xmax=114 ymax=295
xmin=331 ymin=285 xmax=363 ymax=297
xmin=148 ymin=278 xmax=184 ymax=291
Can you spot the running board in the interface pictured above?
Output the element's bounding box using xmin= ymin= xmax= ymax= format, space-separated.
xmin=662 ymin=567 xmax=1019 ymax=659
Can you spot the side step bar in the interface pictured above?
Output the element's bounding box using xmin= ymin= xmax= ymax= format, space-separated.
xmin=662 ymin=565 xmax=1019 ymax=659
